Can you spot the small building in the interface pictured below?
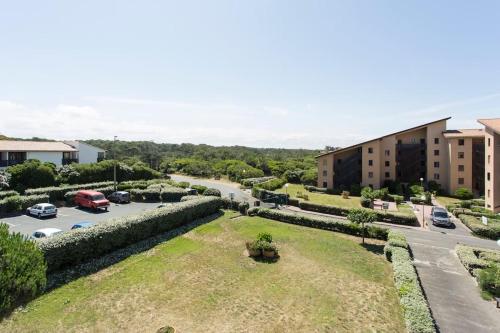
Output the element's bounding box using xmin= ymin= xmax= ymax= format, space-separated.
xmin=0 ymin=140 xmax=105 ymax=168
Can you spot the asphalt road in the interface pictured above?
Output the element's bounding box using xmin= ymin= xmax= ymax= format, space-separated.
xmin=2 ymin=202 xmax=161 ymax=237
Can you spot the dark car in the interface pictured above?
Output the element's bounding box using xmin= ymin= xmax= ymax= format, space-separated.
xmin=108 ymin=191 xmax=131 ymax=204
xmin=431 ymin=207 xmax=452 ymax=227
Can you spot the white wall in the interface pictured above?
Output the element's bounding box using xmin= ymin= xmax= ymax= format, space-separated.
xmin=26 ymin=151 xmax=64 ymax=166
xmin=74 ymin=142 xmax=105 ymax=164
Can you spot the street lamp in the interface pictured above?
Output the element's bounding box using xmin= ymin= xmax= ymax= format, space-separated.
xmin=113 ymin=136 xmax=117 ymax=191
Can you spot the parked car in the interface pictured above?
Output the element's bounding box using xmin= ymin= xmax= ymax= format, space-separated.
xmin=71 ymin=221 xmax=95 ymax=229
xmin=26 ymin=203 xmax=57 ymax=218
xmin=431 ymin=207 xmax=452 ymax=227
xmin=108 ymin=191 xmax=130 ymax=203
xmin=32 ymin=228 xmax=63 ymax=239
xmin=74 ymin=190 xmax=110 ymax=211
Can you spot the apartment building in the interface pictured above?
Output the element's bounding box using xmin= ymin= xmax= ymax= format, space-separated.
xmin=317 ymin=117 xmax=500 ymax=212
xmin=0 ymin=140 xmax=105 ymax=168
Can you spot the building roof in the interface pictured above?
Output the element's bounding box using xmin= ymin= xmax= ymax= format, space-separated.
xmin=64 ymin=140 xmax=106 ymax=152
xmin=478 ymin=118 xmax=500 ymax=134
xmin=315 ymin=117 xmax=451 ymax=158
xmin=0 ymin=140 xmax=77 ymax=152
xmin=442 ymin=129 xmax=484 ymax=138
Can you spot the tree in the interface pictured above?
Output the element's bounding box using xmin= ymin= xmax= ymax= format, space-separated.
xmin=347 ymin=208 xmax=377 ymax=244
xmin=7 ymin=160 xmax=57 ymax=191
xmin=454 ymin=187 xmax=473 ymax=200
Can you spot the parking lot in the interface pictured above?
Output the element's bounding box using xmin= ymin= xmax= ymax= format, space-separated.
xmin=2 ymin=202 xmax=162 ymax=237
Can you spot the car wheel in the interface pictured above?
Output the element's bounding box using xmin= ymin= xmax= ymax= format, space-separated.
xmin=37 ymin=213 xmax=41 ymax=218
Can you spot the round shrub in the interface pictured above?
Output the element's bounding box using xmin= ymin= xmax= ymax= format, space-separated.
xmin=203 ymin=188 xmax=221 ymax=197
xmin=455 ymin=187 xmax=473 ymax=200
xmin=257 ymin=232 xmax=273 ymax=243
xmin=360 ymin=196 xmax=372 ymax=208
xmin=238 ymin=202 xmax=250 ymax=214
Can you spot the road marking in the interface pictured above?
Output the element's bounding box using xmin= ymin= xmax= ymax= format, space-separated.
xmin=410 ymin=242 xmax=450 ymax=250
xmin=4 ymin=222 xmax=16 ymax=227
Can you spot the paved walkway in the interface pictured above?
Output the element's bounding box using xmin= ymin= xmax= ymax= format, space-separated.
xmin=282 ymin=204 xmax=500 ymax=333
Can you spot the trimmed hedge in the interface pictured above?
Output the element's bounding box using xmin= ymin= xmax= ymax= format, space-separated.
xmin=455 ymin=244 xmax=491 ymax=275
xmin=180 ymin=195 xmax=200 ymax=202
xmin=297 ymin=201 xmax=418 ymax=226
xmin=458 ymin=214 xmax=500 ymax=240
xmin=203 ymin=188 xmax=222 ymax=197
xmin=24 ymin=181 xmax=114 ymax=202
xmin=38 ymin=196 xmax=223 ymax=272
xmin=0 ymin=194 xmax=50 ymax=214
xmin=0 ymin=190 xmax=19 ymax=200
xmin=390 ymin=247 xmax=436 ymax=333
xmin=255 ymin=208 xmax=388 ymax=240
xmin=254 ymin=178 xmax=286 ymax=191
xmin=130 ymin=187 xmax=187 ymax=202
xmin=240 ymin=176 xmax=275 ymax=187
xmin=0 ymin=223 xmax=47 ymax=316
xmin=384 ymin=230 xmax=409 ymax=261
xmin=190 ymin=185 xmax=207 ymax=194
xmin=304 ymin=185 xmax=328 ymax=193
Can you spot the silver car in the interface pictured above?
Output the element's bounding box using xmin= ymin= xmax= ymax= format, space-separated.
xmin=431 ymin=207 xmax=452 ymax=227
xmin=26 ymin=203 xmax=57 ymax=218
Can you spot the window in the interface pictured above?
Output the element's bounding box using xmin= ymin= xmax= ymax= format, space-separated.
xmin=434 ymin=161 xmax=440 ymax=168
xmin=488 ymin=138 xmax=491 ymax=147
xmin=368 ymin=160 xmax=373 ymax=166
xmin=322 ymin=159 xmax=327 ymax=166
xmin=397 ymin=139 xmax=402 ymax=144
xmin=420 ymin=160 xmax=426 ymax=167
xmin=488 ymin=155 xmax=491 ymax=164
xmin=322 ymin=170 xmax=327 ymax=177
xmin=323 ymin=182 xmax=327 ymax=188
xmin=368 ymin=172 xmax=374 ymax=178
xmin=458 ymin=178 xmax=464 ymax=185
xmin=385 ymin=150 xmax=390 ymax=156
xmin=458 ymin=139 xmax=465 ymax=146
xmin=434 ymin=150 xmax=439 ymax=156
xmin=420 ymin=138 xmax=426 ymax=144
xmin=385 ymin=161 xmax=390 ymax=167
xmin=488 ymin=189 xmax=491 ymax=198
xmin=368 ymin=147 xmax=373 ymax=154
xmin=487 ymin=172 xmax=491 ymax=181
xmin=369 ymin=184 xmax=373 ymax=189
xmin=434 ymin=138 xmax=439 ymax=144
xmin=458 ymin=165 xmax=465 ymax=172
xmin=337 ymin=159 xmax=342 ymax=164
xmin=458 ymin=152 xmax=464 ymax=159
xmin=420 ymin=149 xmax=426 ymax=156
xmin=385 ymin=172 xmax=390 ymax=178
xmin=434 ymin=173 xmax=440 ymax=180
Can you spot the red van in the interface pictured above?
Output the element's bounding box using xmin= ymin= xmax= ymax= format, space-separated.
xmin=74 ymin=190 xmax=110 ymax=211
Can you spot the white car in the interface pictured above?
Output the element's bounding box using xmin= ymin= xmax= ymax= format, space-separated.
xmin=32 ymin=228 xmax=63 ymax=239
xmin=26 ymin=203 xmax=58 ymax=218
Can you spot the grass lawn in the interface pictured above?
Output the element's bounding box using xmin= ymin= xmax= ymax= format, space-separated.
xmin=397 ymin=203 xmax=416 ymax=216
xmin=1 ymin=211 xmax=405 ymax=333
xmin=276 ymin=184 xmax=361 ymax=209
xmin=435 ymin=196 xmax=461 ymax=207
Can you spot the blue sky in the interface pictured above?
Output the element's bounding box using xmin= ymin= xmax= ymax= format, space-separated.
xmin=1 ymin=1 xmax=499 ymax=148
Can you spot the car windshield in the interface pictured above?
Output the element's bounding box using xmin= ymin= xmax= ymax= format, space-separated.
xmin=92 ymin=194 xmax=105 ymax=200
xmin=434 ymin=211 xmax=448 ymax=218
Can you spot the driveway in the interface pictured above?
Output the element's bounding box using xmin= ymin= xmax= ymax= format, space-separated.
xmin=170 ymin=174 xmax=254 ymax=202
xmin=2 ymin=202 xmax=160 ymax=237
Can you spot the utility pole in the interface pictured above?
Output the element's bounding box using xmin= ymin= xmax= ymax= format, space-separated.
xmin=113 ymin=136 xmax=117 ymax=191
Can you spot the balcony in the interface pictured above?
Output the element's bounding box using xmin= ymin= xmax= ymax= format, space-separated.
xmin=62 ymin=158 xmax=79 ymax=165
xmin=0 ymin=159 xmax=26 ymax=167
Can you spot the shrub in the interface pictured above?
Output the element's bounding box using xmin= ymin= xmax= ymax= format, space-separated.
xmin=479 ymin=251 xmax=500 ymax=263
xmin=238 ymin=202 xmax=250 ymax=214
xmin=190 ymin=185 xmax=207 ymax=194
xmin=360 ymin=196 xmax=372 ymax=208
xmin=180 ymin=195 xmax=199 ymax=202
xmin=0 ymin=190 xmax=19 ymax=200
xmin=471 ymin=198 xmax=486 ymax=207
xmin=6 ymin=160 xmax=57 ymax=192
xmin=458 ymin=214 xmax=500 ymax=240
xmin=203 ymin=188 xmax=222 ymax=197
xmin=177 ymin=181 xmax=190 ymax=189
xmin=0 ymin=194 xmax=50 ymax=214
xmin=25 ymin=181 xmax=115 ymax=202
xmin=409 ymin=185 xmax=424 ymax=196
xmin=390 ymin=247 xmax=436 ymax=333
xmin=38 ymin=196 xmax=223 ymax=272
xmin=240 ymin=176 xmax=275 ymax=187
xmin=247 ymin=207 xmax=260 ymax=216
xmin=478 ymin=264 xmax=500 ymax=297
xmin=361 ymin=187 xmax=375 ymax=200
xmin=454 ymin=187 xmax=473 ymax=200
xmin=455 ymin=245 xmax=491 ymax=274
xmin=427 ymin=181 xmax=441 ymax=194
xmin=255 ymin=178 xmax=286 ymax=191
xmin=288 ymin=197 xmax=300 ymax=207
xmin=389 ymin=194 xmax=404 ymax=205
xmin=349 ymin=184 xmax=361 ymax=196
xmin=128 ymin=187 xmax=187 ymax=203
xmin=459 ymin=200 xmax=473 ymax=209
xmin=255 ymin=208 xmax=388 ymax=240
xmin=257 ymin=232 xmax=273 ymax=243
xmin=384 ymin=230 xmax=409 ymax=261
xmin=304 ymin=185 xmax=328 ymax=193
xmin=0 ymin=223 xmax=47 ymax=315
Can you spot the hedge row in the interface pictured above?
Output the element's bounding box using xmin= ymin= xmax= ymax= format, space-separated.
xmin=251 ymin=187 xmax=288 ymax=203
xmin=304 ymin=185 xmax=328 ymax=193
xmin=0 ymin=190 xmax=19 ymax=200
xmin=254 ymin=178 xmax=287 ymax=191
xmin=254 ymin=208 xmax=388 ymax=240
xmin=64 ymin=187 xmax=115 ymax=206
xmin=383 ymin=230 xmax=409 ymax=261
xmin=130 ymin=187 xmax=187 ymax=202
xmin=24 ymin=181 xmax=114 ymax=202
xmin=240 ymin=176 xmax=275 ymax=187
xmin=450 ymin=207 xmax=499 ymax=220
xmin=455 ymin=245 xmax=491 ymax=276
xmin=298 ymin=201 xmax=418 ymax=226
xmin=390 ymin=247 xmax=436 ymax=333
xmin=0 ymin=194 xmax=50 ymax=214
xmin=38 ymin=196 xmax=223 ymax=272
xmin=458 ymin=214 xmax=500 ymax=240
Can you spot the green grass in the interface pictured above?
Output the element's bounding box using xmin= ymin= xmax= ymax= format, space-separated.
xmin=397 ymin=203 xmax=415 ymax=216
xmin=1 ymin=211 xmax=406 ymax=332
xmin=435 ymin=196 xmax=461 ymax=207
xmin=277 ymin=184 xmax=361 ymax=208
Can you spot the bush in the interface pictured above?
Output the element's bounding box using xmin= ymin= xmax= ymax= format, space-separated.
xmin=389 ymin=195 xmax=404 ymax=205
xmin=255 ymin=208 xmax=388 ymax=240
xmin=360 ymin=196 xmax=372 ymax=208
xmin=298 ymin=201 xmax=418 ymax=226
xmin=0 ymin=194 xmax=50 ymax=214
xmin=390 ymin=247 xmax=436 ymax=333
xmin=288 ymin=197 xmax=300 ymax=207
xmin=38 ymin=196 xmax=223 ymax=272
xmin=459 ymin=200 xmax=473 ymax=209
xmin=478 ymin=264 xmax=500 ymax=297
xmin=180 ymin=195 xmax=199 ymax=202
xmin=190 ymin=185 xmax=207 ymax=194
xmin=203 ymin=188 xmax=222 ymax=197
xmin=454 ymin=187 xmax=473 ymax=200
xmin=384 ymin=230 xmax=409 ymax=261
xmin=238 ymin=202 xmax=250 ymax=214
xmin=0 ymin=223 xmax=47 ymax=315
xmin=458 ymin=214 xmax=500 ymax=240
xmin=0 ymin=190 xmax=19 ymax=200
xmin=247 ymin=207 xmax=260 ymax=216
xmin=455 ymin=245 xmax=491 ymax=274
xmin=25 ymin=181 xmax=115 ymax=202
xmin=128 ymin=187 xmax=187 ymax=203
xmin=349 ymin=184 xmax=361 ymax=196
xmin=240 ymin=176 xmax=275 ymax=187
xmin=6 ymin=160 xmax=57 ymax=192
xmin=409 ymin=185 xmax=424 ymax=196
xmin=255 ymin=178 xmax=286 ymax=191
xmin=257 ymin=232 xmax=273 ymax=243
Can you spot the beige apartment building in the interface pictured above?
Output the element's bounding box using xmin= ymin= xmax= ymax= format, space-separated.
xmin=317 ymin=117 xmax=500 ymax=212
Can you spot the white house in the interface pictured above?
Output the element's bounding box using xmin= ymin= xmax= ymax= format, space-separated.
xmin=0 ymin=140 xmax=105 ymax=168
